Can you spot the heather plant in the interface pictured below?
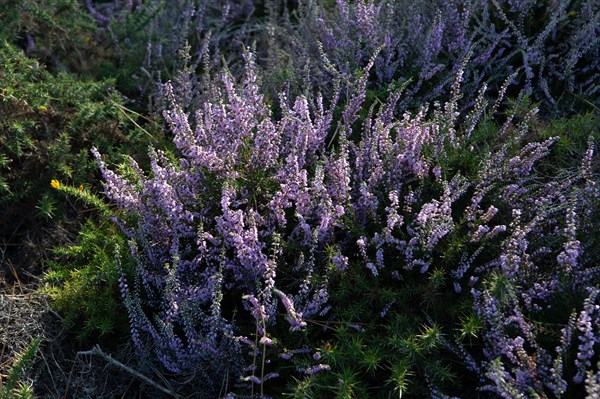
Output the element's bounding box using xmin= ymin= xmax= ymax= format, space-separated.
xmin=287 ymin=86 xmax=600 ymax=397
xmin=83 ymin=0 xmax=291 ymax=106
xmin=288 ymin=0 xmax=600 ymax=116
xmin=94 ymin=39 xmax=600 ymax=397
xmin=93 ymin=48 xmax=351 ymax=395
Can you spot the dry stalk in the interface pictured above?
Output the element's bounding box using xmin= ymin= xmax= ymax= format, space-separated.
xmin=77 ymin=345 xmax=180 ymax=398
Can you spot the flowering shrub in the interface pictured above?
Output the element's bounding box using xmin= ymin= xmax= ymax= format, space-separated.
xmin=290 ymin=75 xmax=600 ymax=397
xmin=82 ymin=0 xmax=285 ymax=103
xmin=93 ymin=49 xmax=347 ymax=394
xmin=94 ymin=39 xmax=600 ymax=396
xmin=289 ymin=0 xmax=600 ymax=115
xmin=4 ymin=0 xmax=591 ymax=396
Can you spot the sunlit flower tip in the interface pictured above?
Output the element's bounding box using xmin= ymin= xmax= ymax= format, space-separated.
xmin=50 ymin=179 xmax=60 ymax=189
xmin=259 ymin=336 xmax=274 ymax=346
xmin=79 ymin=184 xmax=84 ymax=191
xmin=38 ymin=105 xmax=48 ymax=111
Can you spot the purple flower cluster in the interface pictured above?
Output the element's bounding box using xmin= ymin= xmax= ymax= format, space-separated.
xmin=93 ymin=50 xmax=350 ymax=382
xmin=287 ymin=0 xmax=600 ymax=114
xmin=468 ymin=191 xmax=600 ymax=396
xmin=94 ymin=34 xmax=600 ymax=393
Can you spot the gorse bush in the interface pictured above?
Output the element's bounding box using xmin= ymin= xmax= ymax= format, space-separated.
xmin=0 ymin=0 xmax=97 ymax=72
xmin=0 ymin=337 xmax=40 ymax=399
xmin=42 ymin=183 xmax=137 ymax=347
xmin=44 ymin=217 xmax=133 ymax=345
xmin=0 ymin=41 xmax=139 ymax=274
xmin=94 ymin=42 xmax=600 ymax=396
xmin=0 ymin=3 xmax=166 ymax=251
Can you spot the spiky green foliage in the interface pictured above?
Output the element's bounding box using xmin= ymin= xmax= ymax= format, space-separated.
xmin=0 ymin=40 xmax=160 ymax=275
xmin=0 ymin=337 xmax=40 ymax=399
xmin=43 ymin=183 xmax=132 ymax=344
xmin=535 ymin=112 xmax=600 ymax=172
xmin=44 ymin=218 xmax=132 ymax=345
xmin=0 ymin=0 xmax=97 ymax=72
xmin=0 ymin=41 xmax=129 ymax=201
xmin=292 ymin=259 xmax=468 ymax=398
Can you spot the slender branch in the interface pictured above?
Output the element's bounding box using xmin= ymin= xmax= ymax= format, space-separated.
xmin=567 ymin=90 xmax=600 ymax=113
xmin=77 ymin=345 xmax=179 ymax=398
xmin=110 ymin=100 xmax=157 ymax=141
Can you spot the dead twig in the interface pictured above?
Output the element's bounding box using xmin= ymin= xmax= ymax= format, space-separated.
xmin=77 ymin=345 xmax=180 ymax=398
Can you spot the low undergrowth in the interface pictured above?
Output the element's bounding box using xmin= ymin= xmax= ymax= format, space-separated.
xmin=0 ymin=1 xmax=599 ymax=398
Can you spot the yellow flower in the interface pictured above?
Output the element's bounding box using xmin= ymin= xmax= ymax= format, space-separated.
xmin=38 ymin=105 xmax=48 ymax=112
xmin=50 ymin=180 xmax=60 ymax=189
xmin=79 ymin=184 xmax=84 ymax=191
